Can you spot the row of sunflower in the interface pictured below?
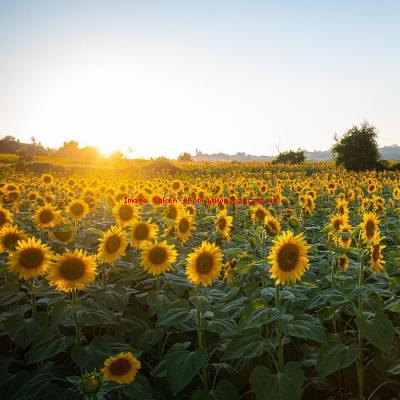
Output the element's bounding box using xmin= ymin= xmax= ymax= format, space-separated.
xmin=0 ymin=167 xmax=399 ymax=399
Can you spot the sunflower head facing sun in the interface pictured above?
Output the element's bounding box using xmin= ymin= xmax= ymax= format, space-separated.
xmin=176 ymin=212 xmax=194 ymax=242
xmin=0 ymin=207 xmax=13 ymax=229
xmin=131 ymin=220 xmax=158 ymax=248
xmin=113 ymin=203 xmax=138 ymax=227
xmin=215 ymin=210 xmax=233 ymax=240
xmin=101 ymin=352 xmax=141 ymax=384
xmin=360 ymin=212 xmax=380 ymax=243
xmin=97 ymin=226 xmax=127 ymax=264
xmin=33 ymin=204 xmax=61 ymax=229
xmin=8 ymin=237 xmax=53 ymax=280
xmin=267 ymin=230 xmax=311 ymax=285
xmin=140 ymin=240 xmax=177 ymax=276
xmin=186 ymin=241 xmax=224 ymax=286
xmin=251 ymin=204 xmax=269 ymax=224
xmin=67 ymin=199 xmax=90 ymax=221
xmin=48 ymin=249 xmax=97 ymax=292
xmin=0 ymin=225 xmax=26 ymax=253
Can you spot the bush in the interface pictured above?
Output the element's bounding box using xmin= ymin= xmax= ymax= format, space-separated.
xmin=332 ymin=121 xmax=381 ymax=171
xmin=272 ymin=149 xmax=305 ymax=164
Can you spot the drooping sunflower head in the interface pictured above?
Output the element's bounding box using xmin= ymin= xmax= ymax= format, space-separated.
xmin=215 ymin=210 xmax=233 ymax=240
xmin=0 ymin=225 xmax=26 ymax=252
xmin=67 ymin=199 xmax=90 ymax=221
xmin=369 ymin=239 xmax=385 ymax=273
xmin=48 ymin=249 xmax=97 ymax=292
xmin=337 ymin=224 xmax=352 ymax=248
xmin=337 ymin=255 xmax=349 ymax=270
xmin=251 ymin=205 xmax=269 ymax=224
xmin=98 ymin=226 xmax=127 ymax=264
xmin=267 ymin=231 xmax=311 ymax=285
xmin=185 ymin=204 xmax=196 ymax=216
xmin=360 ymin=212 xmax=380 ymax=243
xmin=328 ymin=213 xmax=348 ymax=232
xmin=186 ymin=241 xmax=224 ymax=286
xmin=131 ymin=220 xmax=158 ymax=248
xmin=265 ymin=215 xmax=281 ymax=236
xmin=33 ymin=204 xmax=61 ymax=229
xmin=8 ymin=237 xmax=53 ymax=280
xmin=176 ymin=213 xmax=194 ymax=242
xmin=0 ymin=207 xmax=13 ymax=229
xmin=140 ymin=241 xmax=177 ymax=276
xmin=101 ymin=352 xmax=141 ymax=385
xmin=49 ymin=227 xmax=76 ymax=244
xmin=113 ymin=203 xmax=138 ymax=226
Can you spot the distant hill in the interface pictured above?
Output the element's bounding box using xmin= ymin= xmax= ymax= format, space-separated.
xmin=193 ymin=145 xmax=400 ymax=162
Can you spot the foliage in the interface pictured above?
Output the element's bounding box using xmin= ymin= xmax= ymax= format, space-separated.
xmin=332 ymin=121 xmax=381 ymax=171
xmin=273 ymin=150 xmax=305 ymax=164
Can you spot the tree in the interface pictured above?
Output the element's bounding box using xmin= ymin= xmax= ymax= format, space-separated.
xmin=178 ymin=152 xmax=193 ymax=162
xmin=273 ymin=149 xmax=305 ymax=164
xmin=332 ymin=121 xmax=381 ymax=171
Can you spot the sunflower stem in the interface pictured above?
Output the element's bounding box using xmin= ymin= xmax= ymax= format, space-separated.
xmin=117 ymin=387 xmax=123 ymax=400
xmin=195 ymin=286 xmax=208 ymax=390
xmin=30 ymin=279 xmax=36 ymax=317
xmin=71 ymin=289 xmax=81 ymax=344
xmin=275 ymin=284 xmax=284 ymax=370
xmin=356 ymin=250 xmax=365 ymax=400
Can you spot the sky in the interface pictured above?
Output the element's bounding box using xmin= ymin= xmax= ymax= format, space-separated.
xmin=0 ymin=0 xmax=399 ymax=158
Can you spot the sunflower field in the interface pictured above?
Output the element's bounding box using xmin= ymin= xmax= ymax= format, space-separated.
xmin=1 ymin=162 xmax=400 ymax=400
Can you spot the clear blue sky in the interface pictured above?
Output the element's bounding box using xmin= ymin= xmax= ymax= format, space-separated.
xmin=0 ymin=0 xmax=399 ymax=158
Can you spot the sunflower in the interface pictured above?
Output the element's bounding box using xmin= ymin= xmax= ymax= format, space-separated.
xmin=131 ymin=220 xmax=158 ymax=248
xmin=337 ymin=255 xmax=349 ymax=270
xmin=140 ymin=241 xmax=177 ymax=276
xmin=0 ymin=207 xmax=13 ymax=229
xmin=215 ymin=210 xmax=233 ymax=240
xmin=337 ymin=224 xmax=352 ymax=248
xmin=113 ymin=203 xmax=138 ymax=226
xmin=164 ymin=203 xmax=181 ymax=220
xmin=176 ymin=213 xmax=194 ymax=242
xmin=360 ymin=212 xmax=380 ymax=243
xmin=33 ymin=204 xmax=61 ymax=229
xmin=223 ymin=259 xmax=237 ymax=284
xmin=328 ymin=213 xmax=348 ymax=232
xmin=186 ymin=241 xmax=224 ymax=286
xmin=0 ymin=225 xmax=26 ymax=252
xmin=41 ymin=174 xmax=53 ymax=185
xmin=48 ymin=249 xmax=97 ymax=292
xmin=265 ymin=215 xmax=281 ymax=236
xmin=369 ymin=239 xmax=385 ymax=272
xmin=67 ymin=199 xmax=90 ymax=221
xmin=8 ymin=237 xmax=53 ymax=280
xmin=267 ymin=231 xmax=310 ymax=285
xmin=185 ymin=204 xmax=196 ymax=216
xmin=49 ymin=227 xmax=76 ymax=244
xmin=251 ymin=204 xmax=269 ymax=224
xmin=101 ymin=352 xmax=141 ymax=384
xmin=98 ymin=226 xmax=127 ymax=263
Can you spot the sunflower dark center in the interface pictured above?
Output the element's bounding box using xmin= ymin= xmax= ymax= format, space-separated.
xmin=365 ymin=220 xmax=375 ymax=237
xmin=19 ymin=248 xmax=44 ymax=269
xmin=119 ymin=205 xmax=134 ymax=220
xmin=277 ymin=243 xmax=299 ymax=272
xmin=196 ymin=253 xmax=214 ymax=274
xmin=59 ymin=258 xmax=85 ymax=280
xmin=172 ymin=182 xmax=180 ymax=190
xmin=178 ymin=218 xmax=190 ymax=233
xmin=268 ymin=220 xmax=277 ymax=231
xmin=166 ymin=206 xmax=177 ymax=220
xmin=218 ymin=218 xmax=227 ymax=230
xmin=71 ymin=203 xmax=84 ymax=216
xmin=105 ymin=235 xmax=121 ymax=253
xmin=134 ymin=224 xmax=149 ymax=240
xmin=40 ymin=210 xmax=54 ymax=223
xmin=109 ymin=358 xmax=131 ymax=376
xmin=3 ymin=233 xmax=21 ymax=250
xmin=372 ymin=244 xmax=380 ymax=262
xmin=255 ymin=209 xmax=265 ymax=221
xmin=339 ymin=257 xmax=347 ymax=268
xmin=333 ymin=220 xmax=341 ymax=230
xmin=148 ymin=247 xmax=167 ymax=265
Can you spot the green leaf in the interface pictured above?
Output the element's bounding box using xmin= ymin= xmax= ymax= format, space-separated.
xmin=93 ymin=285 xmax=129 ymax=312
xmin=189 ymin=295 xmax=211 ymax=314
xmin=157 ymin=308 xmax=193 ymax=328
xmin=4 ymin=313 xmax=47 ymax=349
xmin=213 ymin=379 xmax=239 ymax=400
xmin=388 ymin=362 xmax=400 ymax=375
xmin=316 ymin=336 xmax=359 ymax=377
xmin=222 ymin=336 xmax=266 ymax=360
xmin=356 ymin=312 xmax=394 ymax=353
xmin=28 ymin=329 xmax=73 ymax=364
xmin=205 ymin=319 xmax=237 ymax=338
xmin=250 ymin=362 xmax=304 ymax=400
xmin=165 ymin=343 xmax=207 ymax=396
xmin=283 ymin=313 xmax=326 ymax=343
